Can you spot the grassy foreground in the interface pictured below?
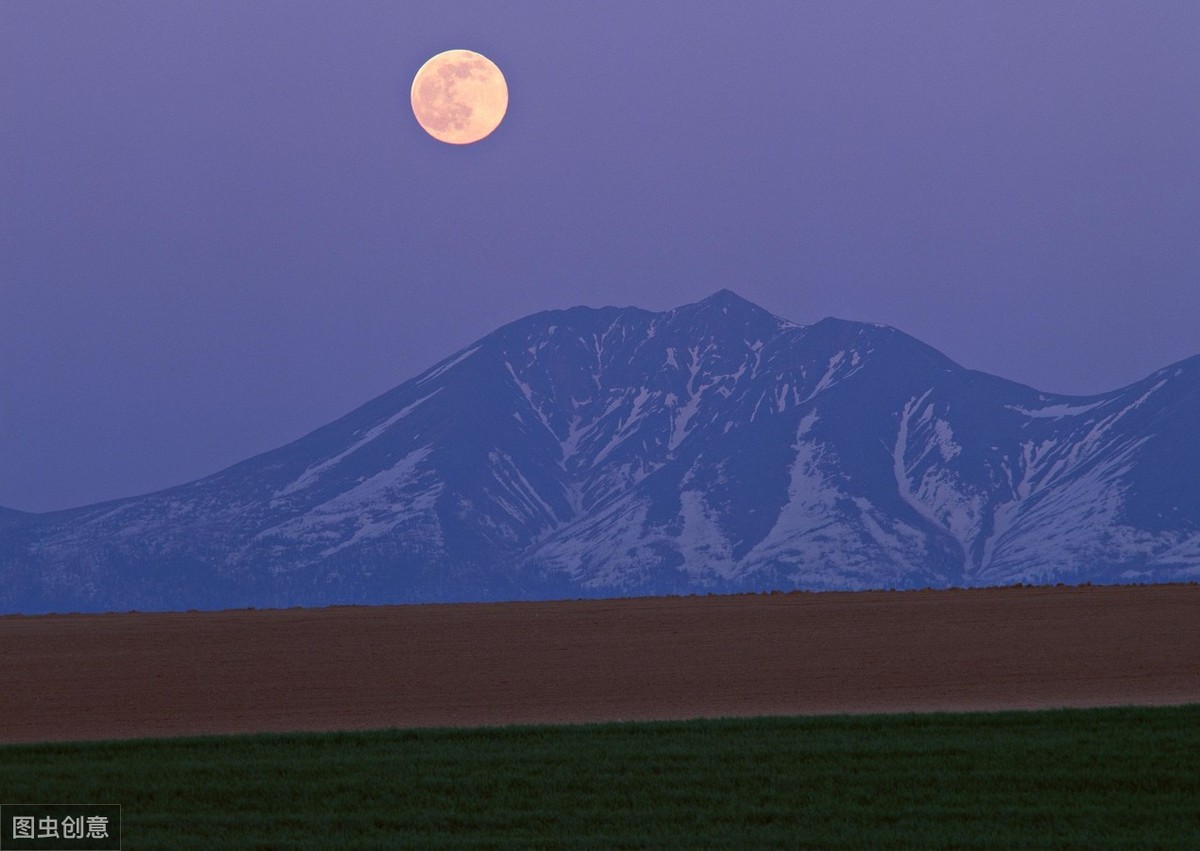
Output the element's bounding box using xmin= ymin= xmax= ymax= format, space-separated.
xmin=1 ymin=705 xmax=1198 ymax=849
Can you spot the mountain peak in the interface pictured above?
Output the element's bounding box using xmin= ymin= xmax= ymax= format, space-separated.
xmin=700 ymin=289 xmax=744 ymax=304
xmin=693 ymin=288 xmax=757 ymax=310
xmin=669 ymin=289 xmax=800 ymax=337
xmin=676 ymin=289 xmax=776 ymax=320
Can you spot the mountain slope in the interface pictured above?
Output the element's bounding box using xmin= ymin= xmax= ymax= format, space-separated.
xmin=3 ymin=290 xmax=1198 ymax=613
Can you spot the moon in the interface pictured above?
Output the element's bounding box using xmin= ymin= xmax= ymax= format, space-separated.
xmin=411 ymin=50 xmax=508 ymax=145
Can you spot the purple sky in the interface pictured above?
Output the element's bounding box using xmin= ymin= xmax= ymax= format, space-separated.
xmin=3 ymin=1 xmax=1198 ymax=513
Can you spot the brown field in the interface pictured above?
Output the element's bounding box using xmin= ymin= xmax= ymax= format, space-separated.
xmin=2 ymin=584 xmax=1198 ymax=744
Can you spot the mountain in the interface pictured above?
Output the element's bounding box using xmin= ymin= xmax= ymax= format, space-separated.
xmin=3 ymin=290 xmax=1198 ymax=613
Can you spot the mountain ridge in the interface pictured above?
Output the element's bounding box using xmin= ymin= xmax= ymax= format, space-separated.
xmin=3 ymin=290 xmax=1197 ymax=613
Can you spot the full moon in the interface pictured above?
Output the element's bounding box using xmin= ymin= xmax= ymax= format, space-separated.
xmin=410 ymin=49 xmax=508 ymax=145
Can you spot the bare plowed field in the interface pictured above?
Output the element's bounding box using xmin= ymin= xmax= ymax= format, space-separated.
xmin=2 ymin=584 xmax=1198 ymax=743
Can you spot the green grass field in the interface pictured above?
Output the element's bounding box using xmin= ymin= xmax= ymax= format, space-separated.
xmin=2 ymin=705 xmax=1198 ymax=849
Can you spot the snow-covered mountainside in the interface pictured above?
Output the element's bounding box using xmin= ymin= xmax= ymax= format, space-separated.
xmin=3 ymin=289 xmax=1198 ymax=613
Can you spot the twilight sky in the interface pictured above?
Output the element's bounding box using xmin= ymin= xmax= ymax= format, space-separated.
xmin=3 ymin=1 xmax=1198 ymax=513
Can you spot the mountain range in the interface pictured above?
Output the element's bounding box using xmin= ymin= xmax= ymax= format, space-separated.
xmin=3 ymin=289 xmax=1198 ymax=613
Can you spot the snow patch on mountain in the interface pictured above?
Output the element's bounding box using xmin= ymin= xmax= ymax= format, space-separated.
xmin=674 ymin=487 xmax=737 ymax=580
xmin=417 ymin=346 xmax=480 ymax=385
xmin=1008 ymin=400 xmax=1105 ymax=419
xmin=277 ymin=389 xmax=442 ymax=498
xmin=257 ymin=445 xmax=439 ymax=558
